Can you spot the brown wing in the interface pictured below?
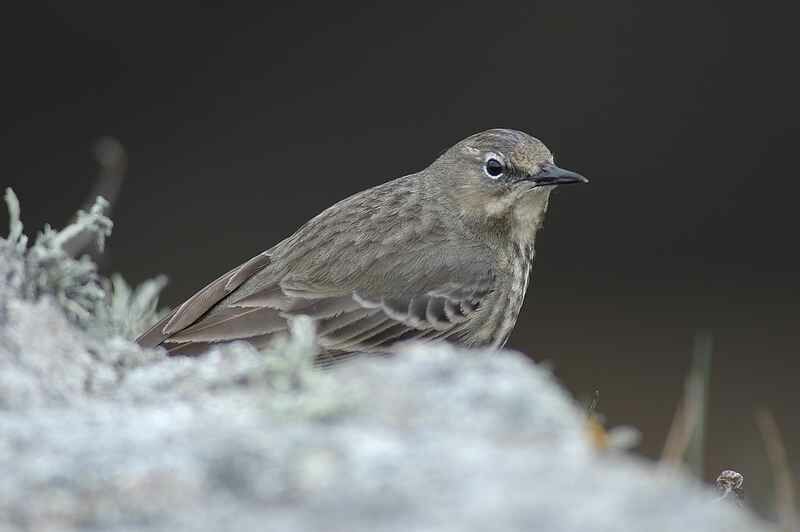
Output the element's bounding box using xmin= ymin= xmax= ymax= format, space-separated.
xmin=136 ymin=255 xmax=495 ymax=358
xmin=135 ymin=252 xmax=271 ymax=349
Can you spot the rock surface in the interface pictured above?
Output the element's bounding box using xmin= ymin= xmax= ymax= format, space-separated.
xmin=0 ymin=191 xmax=773 ymax=531
xmin=0 ymin=297 xmax=771 ymax=532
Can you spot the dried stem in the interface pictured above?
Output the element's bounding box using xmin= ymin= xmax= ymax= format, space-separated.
xmin=62 ymin=137 xmax=126 ymax=259
xmin=756 ymin=409 xmax=798 ymax=532
xmin=660 ymin=370 xmax=703 ymax=466
xmin=660 ymin=331 xmax=712 ymax=476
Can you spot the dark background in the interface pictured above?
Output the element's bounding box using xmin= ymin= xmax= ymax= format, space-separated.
xmin=3 ymin=1 xmax=798 ymax=513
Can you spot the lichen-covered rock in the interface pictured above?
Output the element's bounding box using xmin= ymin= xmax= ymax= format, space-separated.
xmin=0 ymin=189 xmax=773 ymax=532
xmin=0 ymin=299 xmax=772 ymax=532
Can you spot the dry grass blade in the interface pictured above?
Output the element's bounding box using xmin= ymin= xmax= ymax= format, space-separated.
xmin=660 ymin=370 xmax=703 ymax=466
xmin=660 ymin=331 xmax=712 ymax=474
xmin=756 ymin=409 xmax=798 ymax=532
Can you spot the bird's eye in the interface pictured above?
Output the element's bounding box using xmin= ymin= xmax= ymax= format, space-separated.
xmin=484 ymin=158 xmax=504 ymax=179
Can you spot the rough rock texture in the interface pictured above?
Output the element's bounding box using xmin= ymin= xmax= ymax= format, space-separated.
xmin=0 ymin=190 xmax=773 ymax=532
xmin=0 ymin=298 xmax=772 ymax=532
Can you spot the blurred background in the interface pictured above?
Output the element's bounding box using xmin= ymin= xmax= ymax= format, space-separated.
xmin=2 ymin=1 xmax=797 ymax=513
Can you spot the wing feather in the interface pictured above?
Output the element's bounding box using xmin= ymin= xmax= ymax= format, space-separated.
xmin=136 ymin=242 xmax=496 ymax=361
xmin=164 ymin=252 xmax=271 ymax=335
xmin=167 ymin=306 xmax=286 ymax=343
xmin=136 ymin=252 xmax=271 ymax=348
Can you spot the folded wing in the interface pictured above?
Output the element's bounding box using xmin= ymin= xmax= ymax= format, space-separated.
xmin=136 ymin=250 xmax=495 ymax=359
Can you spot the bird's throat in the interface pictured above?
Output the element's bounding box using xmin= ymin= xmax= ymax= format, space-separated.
xmin=510 ymin=188 xmax=551 ymax=251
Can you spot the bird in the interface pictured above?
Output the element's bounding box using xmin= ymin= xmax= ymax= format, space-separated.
xmin=137 ymin=129 xmax=587 ymax=364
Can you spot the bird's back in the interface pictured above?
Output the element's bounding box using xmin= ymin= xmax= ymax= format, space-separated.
xmin=136 ymin=126 xmax=583 ymax=360
xmin=136 ymin=173 xmax=509 ymax=360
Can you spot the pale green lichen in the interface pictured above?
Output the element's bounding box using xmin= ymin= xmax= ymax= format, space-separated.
xmin=2 ymin=188 xmax=165 ymax=339
xmin=4 ymin=188 xmax=26 ymax=253
xmin=92 ymin=273 xmax=170 ymax=340
xmin=258 ymin=316 xmax=363 ymax=419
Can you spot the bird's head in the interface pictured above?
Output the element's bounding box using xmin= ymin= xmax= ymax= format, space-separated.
xmin=428 ymin=128 xmax=587 ymax=237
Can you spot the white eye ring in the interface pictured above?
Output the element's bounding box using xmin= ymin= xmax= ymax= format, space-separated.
xmin=483 ymin=154 xmax=505 ymax=179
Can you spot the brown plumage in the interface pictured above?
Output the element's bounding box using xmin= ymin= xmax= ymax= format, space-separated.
xmin=137 ymin=129 xmax=587 ymax=362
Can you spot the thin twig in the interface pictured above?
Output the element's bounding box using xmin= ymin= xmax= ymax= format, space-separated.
xmin=62 ymin=137 xmax=126 ymax=259
xmin=687 ymin=331 xmax=712 ymax=476
xmin=586 ymin=389 xmax=600 ymax=418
